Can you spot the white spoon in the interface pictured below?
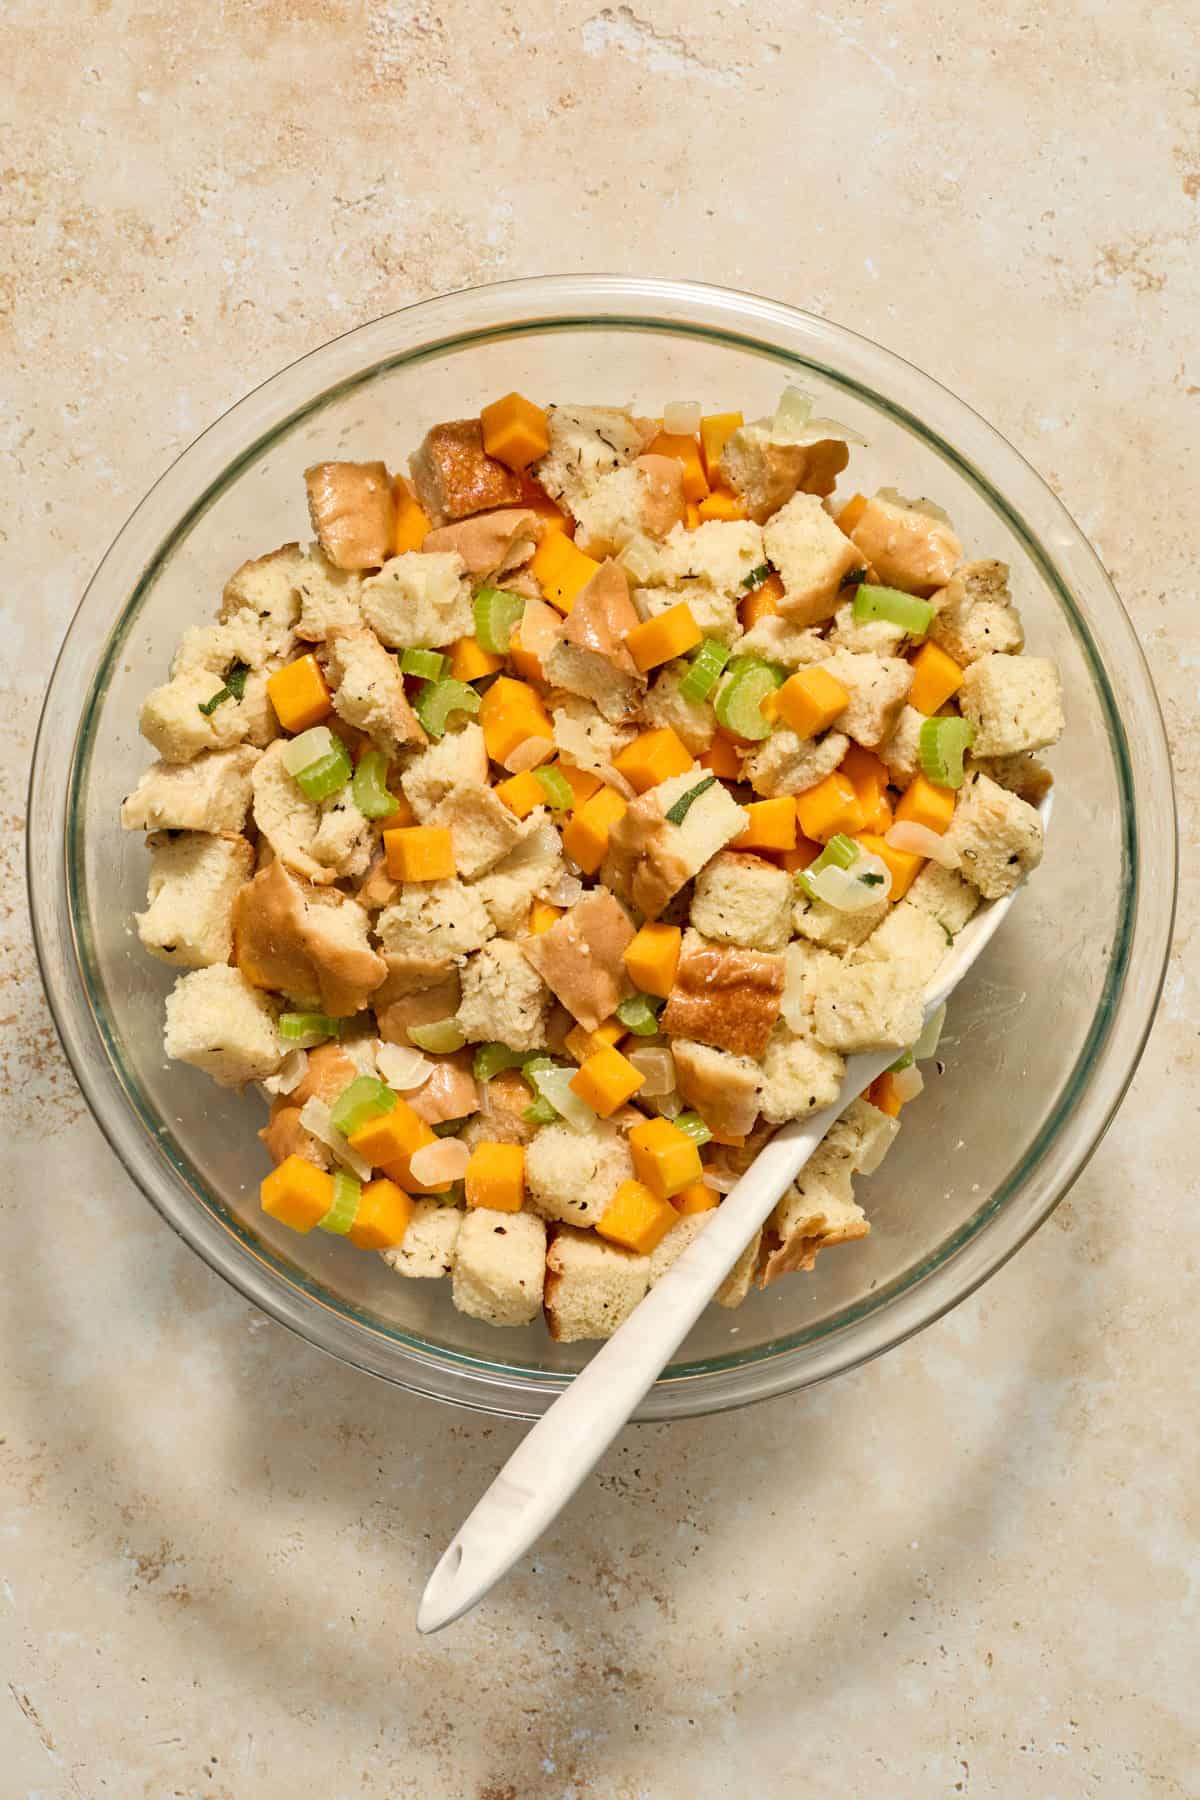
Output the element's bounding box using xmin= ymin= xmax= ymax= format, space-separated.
xmin=418 ymin=795 xmax=1051 ymax=1633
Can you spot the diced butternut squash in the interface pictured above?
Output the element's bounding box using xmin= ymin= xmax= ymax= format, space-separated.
xmin=700 ymin=735 xmax=745 ymax=780
xmin=739 ymin=572 xmax=784 ymax=629
xmin=569 ymin=1044 xmax=645 ymax=1118
xmin=908 ymin=641 xmax=965 ymax=715
xmin=772 ymin=836 xmax=822 ymax=875
xmin=266 ymin=654 xmax=332 ymax=734
xmin=732 ymin=796 xmax=797 ymax=852
xmin=392 ymin=477 xmax=434 ymax=555
xmin=840 ymin=745 xmax=893 ymax=833
xmin=697 ymin=487 xmax=748 ymax=523
xmin=597 ymin=1178 xmax=679 ymax=1256
xmin=347 ymin=1098 xmax=431 ymax=1171
xmin=348 ymin=1178 xmax=413 ymax=1249
xmin=561 ymin=786 xmax=628 ymax=874
xmin=480 ymin=392 xmax=550 ymax=471
xmin=383 ymin=825 xmax=455 ymax=882
xmin=700 ymin=411 xmax=744 ymax=480
xmin=622 ymin=921 xmax=681 ymax=1000
xmin=558 ymin=763 xmax=602 ymax=807
xmin=684 ymin=502 xmax=702 ymax=530
xmin=867 ymin=1072 xmax=904 ymax=1117
xmin=479 ymin=675 xmax=554 ymax=764
xmin=646 ymin=431 xmax=710 ymax=502
xmin=449 ymin=635 xmax=504 ymax=682
xmin=672 ymin=1180 xmax=719 ymax=1216
xmin=629 ymin=1116 xmax=703 ymax=1200
xmin=564 ymin=1018 xmax=624 ymax=1064
xmin=895 ymin=773 xmax=956 ymax=834
xmin=836 ymin=492 xmax=868 ymax=535
xmin=776 ymin=665 xmax=850 ymax=738
xmin=613 ymin=726 xmax=694 ymax=794
xmin=508 ymin=633 xmax=545 ymax=683
xmin=260 ymin=1155 xmax=334 ymax=1235
xmin=530 ymin=532 xmax=600 ymax=614
xmin=527 ymin=899 xmax=563 ymax=935
xmin=464 ymin=1141 xmax=525 ymax=1213
xmin=855 ymin=830 xmax=924 ymax=902
xmin=624 ymin=603 xmax=703 ymax=673
xmin=794 ymin=773 xmax=865 ymax=844
xmin=707 ymin=1126 xmax=746 ymax=1148
xmin=495 ymin=769 xmax=547 ymax=818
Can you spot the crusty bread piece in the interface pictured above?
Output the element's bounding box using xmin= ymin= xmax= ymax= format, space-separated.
xmin=826 ymin=598 xmax=907 ymax=658
xmin=360 ymin=550 xmax=473 ymax=649
xmin=742 ymin=727 xmax=848 ymax=800
xmin=292 ymin=547 xmax=364 ymax=641
xmin=928 ymin=559 xmax=1024 ymax=665
xmin=968 ymin=751 xmax=1053 ymax=806
xmin=826 ymin=1095 xmax=900 ymax=1177
xmin=646 ymin=1212 xmax=709 ymax=1286
xmin=543 ymin=1225 xmax=650 ymax=1342
xmin=430 ymin=781 xmax=525 ymax=880
xmin=810 ymin=960 xmax=924 ymax=1056
xmin=139 ymin=665 xmax=276 ymax=764
xmin=877 ymin=703 xmax=926 ymax=787
xmin=793 ymin=889 xmax=888 ymax=952
xmin=641 ymin=661 xmax=716 ymax=754
xmin=524 ymin=1120 xmax=633 ymax=1228
xmin=550 ymin=695 xmax=637 ymax=785
xmin=691 ymin=852 xmax=792 ymax=953
xmin=671 ymin=1039 xmax=762 ymax=1137
xmin=815 ymin=649 xmax=913 ymax=749
xmin=136 ymin=830 xmax=253 ymax=969
xmin=849 ymin=492 xmax=962 ymax=594
xmin=409 ymin=419 xmax=525 ymax=524
xmin=422 ymin=508 xmax=539 ymax=577
xmin=715 ymin=1227 xmax=763 ymax=1308
xmin=958 ymin=653 xmax=1065 ymax=758
xmin=571 ymin=458 xmax=685 ymax=557
xmin=943 ymin=769 xmax=1044 ymax=899
xmin=120 ymin=746 xmax=260 ymax=834
xmin=533 ymin=405 xmax=658 ymax=510
xmin=400 ymin=721 xmax=489 ymax=820
xmin=757 ymin=1021 xmax=845 ymax=1125
xmin=251 ymin=740 xmax=373 ymax=885
xmin=304 ymin=461 xmax=395 ymax=570
xmin=735 ymin=614 xmax=828 ymax=670
xmin=455 ymin=939 xmax=551 ymax=1054
xmin=542 ymin=560 xmax=645 ymax=724
xmin=452 ymin=1209 xmax=547 ymax=1327
xmin=373 ymin=958 xmax=462 ymax=1047
xmin=381 ymin=1200 xmax=463 ymax=1279
xmin=851 ymin=898 xmax=950 ymax=987
xmin=601 ymin=766 xmax=745 ymax=920
xmin=763 ymin=492 xmax=862 ymax=625
xmin=218 ymin=542 xmax=305 ymax=655
xmin=323 ymin=625 xmax=426 ymax=756
xmin=660 ymin=929 xmax=784 ymax=1060
xmin=376 ymin=878 xmax=495 ymax=960
xmin=718 ymin=422 xmax=848 ymax=522
xmin=163 ymin=965 xmax=282 ymax=1088
xmin=903 ymin=860 xmax=980 ymax=937
xmin=758 ymin=1144 xmax=867 ymax=1286
xmin=520 ymin=888 xmax=634 ymax=1031
xmin=233 ymin=859 xmax=386 ymax=1017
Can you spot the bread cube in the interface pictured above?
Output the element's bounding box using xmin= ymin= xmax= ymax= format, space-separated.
xmin=533 ymin=405 xmax=658 ymax=509
xmin=690 ymin=852 xmax=792 ymax=952
xmin=473 ymin=817 xmax=565 ymax=934
xmin=815 ymin=650 xmax=913 ymax=749
xmin=380 ymin=1199 xmax=462 ymax=1278
xmin=715 ymin=1228 xmax=763 ymax=1308
xmin=408 ymin=419 xmax=524 ymax=524
xmin=877 ymin=704 xmax=926 ymax=787
xmin=376 ymin=878 xmax=495 ymax=959
xmin=826 ymin=1095 xmax=900 ymax=1176
xmin=849 ymin=492 xmax=962 ymax=593
xmin=323 ymin=625 xmax=426 ymax=756
xmin=121 ymin=746 xmax=261 ymax=834
xmin=429 ymin=781 xmax=525 ymax=880
xmin=219 ymin=541 xmax=305 ymax=654
xmin=660 ymin=930 xmax=784 ymax=1060
xmin=763 ymin=492 xmax=862 ymax=625
xmin=735 ymin=614 xmax=829 ymax=670
xmin=399 ymin=722 xmax=489 ymax=819
xmin=163 ymin=965 xmax=281 ymax=1088
xmin=136 ymin=831 xmax=253 ymax=968
xmin=452 ymin=1209 xmax=547 ymax=1327
xmin=641 ymin=662 xmax=717 ymax=755
xmin=671 ymin=1039 xmax=763 ymax=1137
xmin=793 ymin=890 xmax=888 ymax=951
xmin=743 ymin=727 xmax=849 ymax=800
xmin=851 ymin=898 xmax=950 ymax=987
xmin=455 ymin=940 xmax=551 ymax=1053
xmin=944 ymin=769 xmax=1044 ymax=899
xmin=903 ymin=861 xmax=980 ymax=938
xmin=361 ymin=551 xmax=473 ymax=649
xmin=810 ymin=960 xmax=925 ymax=1054
xmin=928 ymin=559 xmax=1024 ymax=665
xmin=958 ymin=653 xmax=1065 ymax=756
xmin=543 ymin=1226 xmax=650 ymax=1341
xmin=525 ymin=1120 xmax=635 ymax=1229
xmin=251 ymin=741 xmax=373 ymax=885
xmin=757 ymin=1021 xmax=846 ymax=1125
xmin=293 ymin=549 xmax=364 ymax=642
xmin=826 ymin=599 xmax=907 ymax=658
xmin=758 ymin=1143 xmax=868 ymax=1285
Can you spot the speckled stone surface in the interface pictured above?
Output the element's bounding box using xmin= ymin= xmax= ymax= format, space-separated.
xmin=3 ymin=3 xmax=1197 ymax=1795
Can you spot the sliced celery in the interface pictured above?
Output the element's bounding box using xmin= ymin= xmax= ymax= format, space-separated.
xmin=279 ymin=1011 xmax=342 ymax=1049
xmin=664 ymin=775 xmax=716 ymax=826
xmin=522 ymin=1096 xmax=558 ymax=1126
xmin=294 ymin=738 xmax=353 ymax=803
xmin=414 ymin=677 xmax=482 ymax=739
xmin=853 ymin=584 xmax=934 ymax=638
xmin=329 ymin=1076 xmax=397 ymax=1138
xmin=797 ymin=834 xmax=861 ymax=901
xmin=672 ymin=1111 xmax=713 ymax=1147
xmin=399 ymin=647 xmax=446 ymax=681
xmin=918 ymin=716 xmax=975 ymax=790
xmin=678 ymin=637 xmax=731 ymax=704
xmin=713 ymin=661 xmax=782 ymax=742
xmin=473 ymin=1042 xmax=527 ymax=1083
xmin=914 ymin=1002 xmax=947 ymax=1061
xmin=616 ymin=993 xmax=662 ymax=1036
xmin=317 ymin=1170 xmax=361 ymax=1235
xmin=408 ymin=1018 xmax=466 ymax=1054
xmin=473 ymin=586 xmax=525 ymax=656
xmin=888 ymin=1049 xmax=914 ymax=1073
xmin=534 ymin=765 xmax=573 ymax=813
xmin=352 ymin=749 xmax=399 ymax=820
xmin=281 ymin=725 xmax=334 ymax=775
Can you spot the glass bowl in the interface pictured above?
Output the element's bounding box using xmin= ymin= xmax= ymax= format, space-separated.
xmin=28 ymin=276 xmax=1176 ymax=1420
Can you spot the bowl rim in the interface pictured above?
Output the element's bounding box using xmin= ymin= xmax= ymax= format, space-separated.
xmin=28 ymin=274 xmax=1177 ymax=1420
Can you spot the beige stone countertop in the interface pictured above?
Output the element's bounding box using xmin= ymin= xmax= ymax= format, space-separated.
xmin=2 ymin=2 xmax=1197 ymax=1794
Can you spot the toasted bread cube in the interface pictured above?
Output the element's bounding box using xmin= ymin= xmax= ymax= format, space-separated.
xmin=164 ymin=965 xmax=281 ymax=1088
xmin=849 ymin=493 xmax=962 ymax=594
xmin=943 ymin=769 xmax=1044 ymax=899
xmin=409 ymin=419 xmax=524 ymax=524
xmin=136 ymin=830 xmax=253 ymax=968
xmin=323 ymin=626 xmax=426 ymax=755
xmin=671 ymin=1039 xmax=762 ymax=1138
xmin=360 ymin=551 xmax=474 ymax=649
xmin=743 ymin=727 xmax=849 ymax=800
xmin=543 ymin=1226 xmax=650 ymax=1342
xmin=380 ymin=1199 xmax=462 ymax=1278
xmin=455 ymin=939 xmax=551 ymax=1054
xmin=452 ymin=1207 xmax=546 ymax=1326
xmin=660 ymin=930 xmax=785 ymax=1059
xmin=928 ymin=559 xmax=1025 ymax=665
xmin=691 ymin=852 xmax=792 ymax=953
xmin=757 ymin=1022 xmax=845 ymax=1125
xmin=810 ymin=961 xmax=925 ymax=1055
xmin=763 ymin=492 xmax=863 ymax=625
xmin=958 ymin=653 xmax=1065 ymax=756
xmin=525 ymin=1120 xmax=634 ymax=1228
xmin=304 ymin=461 xmax=395 ymax=571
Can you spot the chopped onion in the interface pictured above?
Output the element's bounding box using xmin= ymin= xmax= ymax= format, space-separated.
xmin=914 ymin=1003 xmax=947 ymax=1062
xmin=877 ymin=485 xmax=954 ymax=526
xmin=886 ymin=821 xmax=960 ymax=868
xmin=890 ymin=1064 xmax=925 ymax=1104
xmin=504 ymin=735 xmax=556 ymax=774
xmin=618 ymin=532 xmax=660 ymax=584
xmin=625 ymin=1046 xmax=675 ymax=1097
xmin=770 ymin=386 xmax=813 ymax=440
xmin=805 ymin=857 xmax=892 ymax=911
xmin=297 ymin=1097 xmax=372 ymax=1182
xmin=543 ymin=872 xmax=583 ymax=909
xmin=519 ymin=597 xmax=562 ymax=660
xmin=262 ymin=1048 xmax=308 ymax=1096
xmin=702 ymin=1168 xmax=738 ymax=1194
xmin=343 ymin=1033 xmax=379 ymax=1076
xmin=532 ymin=1065 xmax=597 ymax=1134
xmin=408 ymin=1138 xmax=471 ymax=1187
xmin=647 ymin=1089 xmax=684 ymax=1119
xmin=663 ymin=401 xmax=701 ymax=436
xmin=280 ymin=725 xmax=334 ymax=776
xmin=801 ymin=416 xmax=871 ymax=448
xmin=374 ymin=1042 xmax=434 ymax=1091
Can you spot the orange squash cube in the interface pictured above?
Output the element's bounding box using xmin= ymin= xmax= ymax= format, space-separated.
xmin=597 ymin=1178 xmax=679 ymax=1256
xmin=561 ymin=786 xmax=628 ymax=874
xmin=836 ymin=492 xmax=868 ymax=535
xmin=569 ymin=1045 xmax=646 ymax=1118
xmin=622 ymin=921 xmax=681 ymax=1000
xmin=840 ymin=745 xmax=892 ymax=832
xmin=739 ymin=571 xmax=785 ymax=629
xmin=564 ymin=1018 xmax=624 ymax=1064
xmin=347 ymin=1099 xmax=430 ymax=1170
xmin=672 ymin=1181 xmax=719 ymax=1216
xmin=699 ymin=411 xmax=744 ymax=480
xmin=699 ymin=735 xmax=745 ymax=780
xmin=464 ymin=1141 xmax=525 ymax=1213
xmin=260 ymin=1156 xmax=334 ymax=1235
xmin=624 ymin=603 xmax=703 ymax=673
xmin=392 ymin=477 xmax=434 ymax=555
xmin=480 ymin=392 xmax=550 ymax=471
xmin=478 ymin=675 xmax=554 ymax=765
xmin=794 ymin=773 xmax=865 ymax=844
xmin=684 ymin=502 xmax=702 ymax=530
xmin=527 ymin=899 xmax=563 ymax=935
xmin=867 ymin=1072 xmax=904 ymax=1117
xmin=495 ymin=769 xmax=547 ymax=818
xmin=383 ymin=825 xmax=455 ymax=882
xmin=732 ymin=797 xmax=797 ymax=853
xmin=266 ymin=654 xmax=333 ymax=734
xmin=613 ymin=726 xmax=694 ymax=794
xmin=348 ymin=1178 xmax=413 ymax=1249
xmin=507 ymin=633 xmax=544 ymax=683
xmin=908 ymin=641 xmax=965 ymax=715
xmin=697 ymin=487 xmax=748 ymax=523
xmin=628 ymin=1117 xmax=703 ymax=1200
xmin=895 ymin=773 xmax=956 ymax=835
xmin=558 ymin=763 xmax=602 ymax=807
xmin=855 ymin=830 xmax=924 ymax=902
xmin=776 ymin=666 xmax=850 ymax=739
xmin=449 ymin=635 xmax=504 ymax=682
xmin=530 ymin=532 xmax=600 ymax=615
xmin=645 ymin=431 xmax=710 ymax=502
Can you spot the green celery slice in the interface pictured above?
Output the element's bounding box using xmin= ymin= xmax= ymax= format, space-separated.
xmin=888 ymin=1049 xmax=914 ymax=1073
xmin=473 ymin=1042 xmax=528 ymax=1083
xmin=329 ymin=1076 xmax=397 ymax=1138
xmin=853 ymin=584 xmax=934 ymax=637
xmin=797 ymin=834 xmax=861 ymax=901
xmin=408 ymin=1019 xmax=466 ymax=1054
xmin=534 ymin=765 xmax=573 ymax=813
xmin=713 ymin=661 xmax=782 ymax=741
xmin=294 ymin=738 xmax=353 ymax=803
xmin=279 ymin=1011 xmax=342 ymax=1049
xmin=522 ymin=1096 xmax=558 ymax=1126
xmin=616 ymin=993 xmax=662 ymax=1036
xmin=672 ymin=1111 xmax=713 ymax=1147
xmin=351 ymin=749 xmax=399 ymax=820
xmin=399 ymin=647 xmax=446 ymax=681
xmin=664 ymin=775 xmax=716 ymax=825
xmin=678 ymin=638 xmax=731 ymax=704
xmin=317 ymin=1170 xmax=361 ymax=1235
xmin=473 ymin=586 xmax=526 ymax=656
xmin=414 ymin=677 xmax=482 ymax=739
xmin=918 ymin=716 xmax=975 ymax=789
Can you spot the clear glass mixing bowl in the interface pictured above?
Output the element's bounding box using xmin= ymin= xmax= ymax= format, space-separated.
xmin=28 ymin=276 xmax=1176 ymax=1419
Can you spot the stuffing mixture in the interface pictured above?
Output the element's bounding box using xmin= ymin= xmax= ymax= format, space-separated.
xmin=122 ymin=390 xmax=1064 ymax=1340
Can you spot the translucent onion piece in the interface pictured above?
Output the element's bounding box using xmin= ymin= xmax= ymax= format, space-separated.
xmin=262 ymin=1048 xmax=309 ymax=1096
xmin=801 ymin=416 xmax=871 ymax=448
xmin=890 ymin=1063 xmax=925 ymax=1104
xmin=877 ymin=486 xmax=955 ymax=526
xmin=914 ymin=1002 xmax=947 ymax=1062
xmin=702 ymin=1168 xmax=737 ymax=1194
xmin=625 ymin=1046 xmax=675 ymax=1097
xmin=297 ymin=1097 xmax=373 ymax=1182
xmin=886 ymin=821 xmax=960 ymax=868
xmin=504 ymin=735 xmax=556 ymax=774
xmin=770 ymin=385 xmax=813 ymax=440
xmin=806 ymin=857 xmax=892 ymax=911
xmin=543 ymin=872 xmax=583 ymax=909
xmin=618 ymin=532 xmax=660 ymax=584
xmin=533 ymin=1065 xmax=597 ymax=1134
xmin=280 ymin=725 xmax=334 ymax=776
xmin=519 ymin=596 xmax=563 ymax=660
xmin=663 ymin=401 xmax=701 ymax=436
xmin=374 ymin=1042 xmax=434 ymax=1091
xmin=408 ymin=1138 xmax=471 ymax=1187
xmin=647 ymin=1089 xmax=684 ymax=1119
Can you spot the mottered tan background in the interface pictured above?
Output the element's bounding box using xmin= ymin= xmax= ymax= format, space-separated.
xmin=3 ymin=2 xmax=1198 ymax=1795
